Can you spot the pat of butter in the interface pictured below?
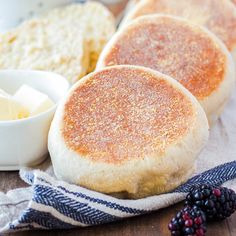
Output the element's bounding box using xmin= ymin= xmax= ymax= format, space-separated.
xmin=0 ymin=92 xmax=29 ymax=121
xmin=13 ymin=85 xmax=54 ymax=116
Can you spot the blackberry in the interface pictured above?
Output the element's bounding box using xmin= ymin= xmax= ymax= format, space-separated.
xmin=168 ymin=206 xmax=207 ymax=236
xmin=185 ymin=184 xmax=236 ymax=220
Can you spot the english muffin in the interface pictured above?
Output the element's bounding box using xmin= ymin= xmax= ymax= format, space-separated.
xmin=0 ymin=19 xmax=89 ymax=84
xmin=44 ymin=2 xmax=116 ymax=73
xmin=48 ymin=65 xmax=209 ymax=199
xmin=0 ymin=2 xmax=115 ymax=83
xmin=97 ymin=15 xmax=235 ymax=125
xmin=121 ymin=0 xmax=236 ymax=63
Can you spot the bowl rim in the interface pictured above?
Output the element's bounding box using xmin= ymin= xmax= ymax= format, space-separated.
xmin=0 ymin=69 xmax=70 ymax=125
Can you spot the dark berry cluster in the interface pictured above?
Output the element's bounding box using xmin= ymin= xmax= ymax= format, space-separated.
xmin=168 ymin=185 xmax=236 ymax=236
xmin=168 ymin=206 xmax=207 ymax=236
xmin=185 ymin=185 xmax=236 ymax=220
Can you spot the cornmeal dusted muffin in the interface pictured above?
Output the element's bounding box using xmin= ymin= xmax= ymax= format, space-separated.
xmin=49 ymin=65 xmax=209 ymax=199
xmin=121 ymin=0 xmax=236 ymax=62
xmin=97 ymin=15 xmax=235 ymax=125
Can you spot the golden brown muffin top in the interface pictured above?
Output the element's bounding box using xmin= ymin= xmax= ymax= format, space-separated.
xmin=129 ymin=0 xmax=236 ymax=51
xmin=62 ymin=66 xmax=195 ymax=164
xmin=103 ymin=16 xmax=226 ymax=99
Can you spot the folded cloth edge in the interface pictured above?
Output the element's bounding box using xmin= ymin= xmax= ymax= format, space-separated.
xmin=0 ymin=161 xmax=235 ymax=233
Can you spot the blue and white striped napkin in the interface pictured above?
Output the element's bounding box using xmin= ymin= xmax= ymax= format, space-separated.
xmin=5 ymin=162 xmax=236 ymax=232
xmin=0 ymin=161 xmax=235 ymax=233
xmin=0 ymin=91 xmax=236 ymax=233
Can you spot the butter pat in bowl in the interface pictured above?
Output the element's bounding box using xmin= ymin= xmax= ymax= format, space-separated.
xmin=0 ymin=89 xmax=29 ymax=120
xmin=0 ymin=70 xmax=69 ymax=170
xmin=14 ymin=84 xmax=55 ymax=117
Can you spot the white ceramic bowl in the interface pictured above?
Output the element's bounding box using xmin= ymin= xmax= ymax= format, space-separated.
xmin=0 ymin=70 xmax=69 ymax=170
xmin=0 ymin=0 xmax=75 ymax=32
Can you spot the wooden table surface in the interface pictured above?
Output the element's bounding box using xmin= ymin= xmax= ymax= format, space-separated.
xmin=0 ymin=172 xmax=235 ymax=236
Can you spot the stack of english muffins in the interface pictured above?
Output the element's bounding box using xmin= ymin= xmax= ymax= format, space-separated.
xmin=1 ymin=0 xmax=233 ymax=199
xmin=49 ymin=0 xmax=236 ymax=199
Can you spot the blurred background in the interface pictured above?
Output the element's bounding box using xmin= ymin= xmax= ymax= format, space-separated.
xmin=0 ymin=0 xmax=130 ymax=32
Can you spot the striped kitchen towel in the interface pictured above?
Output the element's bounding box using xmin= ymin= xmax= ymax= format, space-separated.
xmin=0 ymin=161 xmax=235 ymax=233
